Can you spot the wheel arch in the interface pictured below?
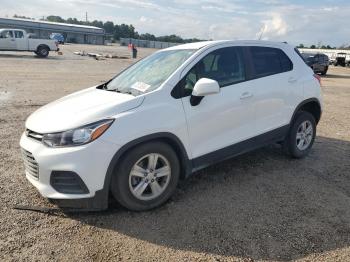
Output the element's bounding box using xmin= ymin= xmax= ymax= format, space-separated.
xmin=36 ymin=44 xmax=50 ymax=52
xmin=104 ymin=132 xmax=192 ymax=193
xmin=291 ymin=98 xmax=322 ymax=125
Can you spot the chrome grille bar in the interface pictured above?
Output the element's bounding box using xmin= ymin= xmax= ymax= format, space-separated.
xmin=25 ymin=129 xmax=43 ymax=142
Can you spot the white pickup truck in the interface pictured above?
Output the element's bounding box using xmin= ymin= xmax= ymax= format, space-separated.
xmin=0 ymin=29 xmax=59 ymax=57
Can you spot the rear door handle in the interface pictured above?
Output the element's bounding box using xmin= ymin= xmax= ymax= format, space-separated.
xmin=288 ymin=77 xmax=297 ymax=83
xmin=240 ymin=91 xmax=253 ymax=100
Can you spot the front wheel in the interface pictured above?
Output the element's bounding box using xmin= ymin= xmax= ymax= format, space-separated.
xmin=36 ymin=46 xmax=49 ymax=58
xmin=110 ymin=142 xmax=180 ymax=211
xmin=283 ymin=111 xmax=316 ymax=158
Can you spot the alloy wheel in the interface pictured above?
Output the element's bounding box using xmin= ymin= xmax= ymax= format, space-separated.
xmin=128 ymin=153 xmax=171 ymax=201
xmin=296 ymin=120 xmax=313 ymax=151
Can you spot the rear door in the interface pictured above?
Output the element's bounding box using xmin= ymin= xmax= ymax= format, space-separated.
xmin=0 ymin=30 xmax=16 ymax=50
xmin=14 ymin=30 xmax=27 ymax=50
xmin=247 ymin=46 xmax=295 ymax=135
xmin=179 ymin=46 xmax=256 ymax=160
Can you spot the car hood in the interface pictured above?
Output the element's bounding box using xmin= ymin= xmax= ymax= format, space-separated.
xmin=26 ymin=86 xmax=144 ymax=133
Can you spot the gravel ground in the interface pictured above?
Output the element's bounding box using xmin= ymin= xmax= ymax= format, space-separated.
xmin=0 ymin=44 xmax=349 ymax=262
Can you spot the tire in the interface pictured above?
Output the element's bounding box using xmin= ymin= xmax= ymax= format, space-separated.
xmin=36 ymin=46 xmax=49 ymax=58
xmin=283 ymin=111 xmax=316 ymax=158
xmin=110 ymin=142 xmax=180 ymax=211
xmin=321 ymin=67 xmax=328 ymax=76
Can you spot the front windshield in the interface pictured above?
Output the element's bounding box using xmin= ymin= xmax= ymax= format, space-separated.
xmin=106 ymin=49 xmax=195 ymax=95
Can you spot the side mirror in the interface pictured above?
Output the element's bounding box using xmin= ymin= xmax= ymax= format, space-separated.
xmin=191 ymin=78 xmax=220 ymax=106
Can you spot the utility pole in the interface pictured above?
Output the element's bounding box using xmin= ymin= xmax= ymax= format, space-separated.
xmin=85 ymin=12 xmax=88 ymax=22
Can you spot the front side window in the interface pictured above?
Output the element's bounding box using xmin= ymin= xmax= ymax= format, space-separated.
xmin=106 ymin=49 xmax=195 ymax=96
xmin=14 ymin=31 xmax=24 ymax=38
xmin=0 ymin=30 xmax=13 ymax=38
xmin=250 ymin=47 xmax=292 ymax=78
xmin=182 ymin=47 xmax=246 ymax=96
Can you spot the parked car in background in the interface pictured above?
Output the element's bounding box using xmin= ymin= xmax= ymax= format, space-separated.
xmin=50 ymin=33 xmax=65 ymax=45
xmin=20 ymin=40 xmax=322 ymax=211
xmin=0 ymin=29 xmax=59 ymax=57
xmin=333 ymin=53 xmax=347 ymax=67
xmin=302 ymin=53 xmax=329 ymax=75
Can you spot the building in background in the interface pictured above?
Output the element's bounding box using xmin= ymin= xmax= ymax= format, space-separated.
xmin=0 ymin=17 xmax=105 ymax=45
xmin=120 ymin=38 xmax=178 ymax=49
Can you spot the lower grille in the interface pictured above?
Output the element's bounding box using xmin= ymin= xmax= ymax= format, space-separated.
xmin=21 ymin=149 xmax=39 ymax=179
xmin=50 ymin=171 xmax=89 ymax=194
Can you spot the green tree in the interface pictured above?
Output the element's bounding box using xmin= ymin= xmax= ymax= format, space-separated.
xmin=45 ymin=15 xmax=65 ymax=23
xmin=14 ymin=14 xmax=34 ymax=20
xmin=103 ymin=21 xmax=114 ymax=34
xmin=36 ymin=14 xmax=205 ymax=44
xmin=91 ymin=20 xmax=104 ymax=29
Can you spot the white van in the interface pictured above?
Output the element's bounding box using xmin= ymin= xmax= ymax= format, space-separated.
xmin=20 ymin=40 xmax=322 ymax=211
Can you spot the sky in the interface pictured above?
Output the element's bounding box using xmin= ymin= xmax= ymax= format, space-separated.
xmin=0 ymin=0 xmax=349 ymax=46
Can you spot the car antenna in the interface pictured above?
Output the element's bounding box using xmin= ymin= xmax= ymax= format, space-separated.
xmin=258 ymin=25 xmax=266 ymax=40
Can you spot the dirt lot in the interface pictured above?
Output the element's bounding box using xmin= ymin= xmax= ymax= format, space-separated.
xmin=0 ymin=44 xmax=349 ymax=262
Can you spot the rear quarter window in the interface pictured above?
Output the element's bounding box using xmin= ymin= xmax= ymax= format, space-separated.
xmin=249 ymin=46 xmax=293 ymax=79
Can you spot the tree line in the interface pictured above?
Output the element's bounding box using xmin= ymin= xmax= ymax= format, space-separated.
xmin=296 ymin=43 xmax=350 ymax=50
xmin=13 ymin=15 xmax=348 ymax=48
xmin=34 ymin=15 xmax=203 ymax=43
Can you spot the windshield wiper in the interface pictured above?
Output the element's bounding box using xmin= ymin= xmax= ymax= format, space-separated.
xmin=107 ymin=87 xmax=135 ymax=96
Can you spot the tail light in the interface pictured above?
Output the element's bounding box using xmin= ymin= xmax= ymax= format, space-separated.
xmin=313 ymin=74 xmax=321 ymax=85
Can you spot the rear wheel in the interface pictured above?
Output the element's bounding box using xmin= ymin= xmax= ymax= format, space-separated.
xmin=110 ymin=142 xmax=180 ymax=211
xmin=283 ymin=111 xmax=316 ymax=158
xmin=36 ymin=46 xmax=49 ymax=58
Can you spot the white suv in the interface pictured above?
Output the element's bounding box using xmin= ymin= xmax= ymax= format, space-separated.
xmin=20 ymin=40 xmax=322 ymax=211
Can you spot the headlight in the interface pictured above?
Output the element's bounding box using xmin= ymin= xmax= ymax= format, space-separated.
xmin=42 ymin=119 xmax=114 ymax=147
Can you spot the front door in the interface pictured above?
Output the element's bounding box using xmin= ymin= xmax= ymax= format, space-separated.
xmin=0 ymin=30 xmax=16 ymax=50
xmin=180 ymin=46 xmax=256 ymax=162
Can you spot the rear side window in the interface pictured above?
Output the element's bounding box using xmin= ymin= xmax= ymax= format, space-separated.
xmin=250 ymin=47 xmax=293 ymax=78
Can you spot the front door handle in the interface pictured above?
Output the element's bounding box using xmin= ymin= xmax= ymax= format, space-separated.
xmin=240 ymin=91 xmax=253 ymax=100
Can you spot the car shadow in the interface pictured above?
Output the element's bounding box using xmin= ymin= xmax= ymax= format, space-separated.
xmin=68 ymin=136 xmax=350 ymax=261
xmin=0 ymin=53 xmax=61 ymax=60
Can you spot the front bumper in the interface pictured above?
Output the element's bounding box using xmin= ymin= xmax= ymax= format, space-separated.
xmin=19 ymin=132 xmax=121 ymax=202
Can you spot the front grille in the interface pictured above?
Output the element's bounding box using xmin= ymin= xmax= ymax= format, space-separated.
xmin=26 ymin=129 xmax=43 ymax=142
xmin=21 ymin=149 xmax=39 ymax=179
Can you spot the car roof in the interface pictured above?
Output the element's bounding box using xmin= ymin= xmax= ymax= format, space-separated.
xmin=164 ymin=40 xmax=291 ymax=51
